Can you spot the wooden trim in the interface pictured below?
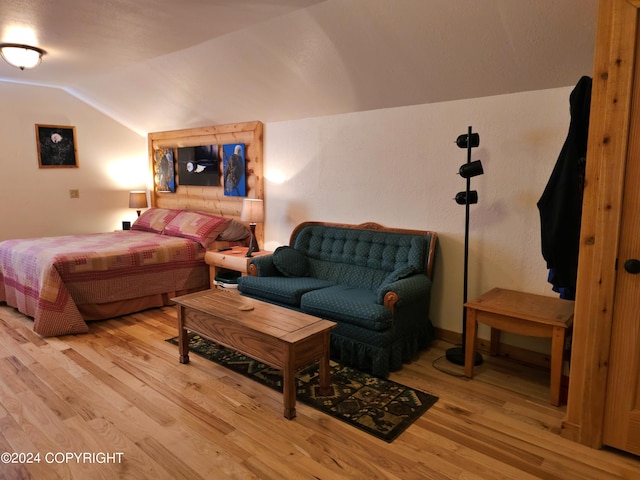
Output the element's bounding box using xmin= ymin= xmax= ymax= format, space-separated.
xmin=147 ymin=121 xmax=264 ymax=245
xmin=433 ymin=327 xmax=556 ymax=370
xmin=560 ymin=0 xmax=639 ymax=448
xmin=289 ymin=221 xmax=438 ymax=280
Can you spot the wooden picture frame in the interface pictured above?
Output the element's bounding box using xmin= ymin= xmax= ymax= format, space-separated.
xmin=35 ymin=124 xmax=79 ymax=168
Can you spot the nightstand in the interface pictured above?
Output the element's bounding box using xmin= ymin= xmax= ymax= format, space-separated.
xmin=204 ymin=247 xmax=272 ymax=288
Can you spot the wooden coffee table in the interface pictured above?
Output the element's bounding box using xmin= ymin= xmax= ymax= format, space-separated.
xmin=172 ymin=289 xmax=336 ymax=419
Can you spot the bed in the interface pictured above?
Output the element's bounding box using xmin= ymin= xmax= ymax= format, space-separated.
xmin=0 ymin=208 xmax=249 ymax=336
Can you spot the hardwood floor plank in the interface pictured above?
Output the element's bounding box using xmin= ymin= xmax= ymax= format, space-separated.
xmin=60 ymin=348 xmax=176 ymax=427
xmin=134 ymin=436 xmax=209 ymax=480
xmin=0 ymin=414 xmax=56 ymax=480
xmin=7 ymin=356 xmax=78 ymax=420
xmin=0 ymin=304 xmax=638 ymax=479
xmin=80 ymin=415 xmax=175 ymax=480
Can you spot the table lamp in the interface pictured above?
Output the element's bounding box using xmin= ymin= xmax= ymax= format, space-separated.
xmin=240 ymin=198 xmax=264 ymax=257
xmin=129 ymin=191 xmax=148 ymax=217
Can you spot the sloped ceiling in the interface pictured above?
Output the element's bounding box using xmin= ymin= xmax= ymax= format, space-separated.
xmin=0 ymin=0 xmax=598 ymax=135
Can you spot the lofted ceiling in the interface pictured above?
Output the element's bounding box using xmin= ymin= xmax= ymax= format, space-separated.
xmin=0 ymin=0 xmax=598 ymax=135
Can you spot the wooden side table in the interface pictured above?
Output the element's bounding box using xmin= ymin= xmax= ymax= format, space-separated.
xmin=204 ymin=247 xmax=271 ymax=288
xmin=464 ymin=287 xmax=574 ymax=406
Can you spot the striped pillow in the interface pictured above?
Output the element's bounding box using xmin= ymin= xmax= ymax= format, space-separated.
xmin=131 ymin=208 xmax=180 ymax=233
xmin=164 ymin=211 xmax=230 ymax=247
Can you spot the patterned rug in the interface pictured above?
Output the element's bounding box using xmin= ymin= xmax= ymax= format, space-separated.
xmin=167 ymin=334 xmax=438 ymax=442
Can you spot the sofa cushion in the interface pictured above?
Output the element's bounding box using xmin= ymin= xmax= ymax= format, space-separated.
xmin=272 ymin=246 xmax=309 ymax=277
xmin=292 ymin=225 xmax=428 ymax=288
xmin=300 ymin=285 xmax=393 ymax=331
xmin=237 ymin=276 xmax=334 ymax=306
xmin=305 ymin=259 xmax=388 ymax=290
xmin=375 ymin=264 xmax=415 ymax=299
xmin=380 ymin=264 xmax=415 ymax=285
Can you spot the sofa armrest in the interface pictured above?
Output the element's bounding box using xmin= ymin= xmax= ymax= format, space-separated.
xmin=377 ymin=274 xmax=432 ymax=307
xmin=247 ymin=254 xmax=281 ymax=277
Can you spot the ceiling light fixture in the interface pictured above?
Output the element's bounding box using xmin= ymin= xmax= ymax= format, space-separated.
xmin=0 ymin=43 xmax=46 ymax=70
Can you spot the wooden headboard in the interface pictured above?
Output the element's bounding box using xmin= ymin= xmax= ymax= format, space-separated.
xmin=147 ymin=121 xmax=264 ymax=245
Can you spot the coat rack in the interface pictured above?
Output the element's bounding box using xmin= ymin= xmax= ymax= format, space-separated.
xmin=446 ymin=126 xmax=485 ymax=367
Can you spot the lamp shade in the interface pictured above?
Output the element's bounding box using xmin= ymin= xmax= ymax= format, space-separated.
xmin=240 ymin=198 xmax=264 ymax=224
xmin=454 ymin=190 xmax=479 ymax=205
xmin=459 ymin=160 xmax=484 ymax=179
xmin=0 ymin=43 xmax=46 ymax=70
xmin=129 ymin=191 xmax=148 ymax=209
xmin=455 ymin=132 xmax=480 ymax=149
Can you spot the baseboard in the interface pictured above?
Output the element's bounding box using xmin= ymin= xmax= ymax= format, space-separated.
xmin=433 ymin=327 xmax=552 ymax=369
xmin=434 ymin=327 xmax=570 ymax=405
xmin=560 ymin=420 xmax=581 ymax=442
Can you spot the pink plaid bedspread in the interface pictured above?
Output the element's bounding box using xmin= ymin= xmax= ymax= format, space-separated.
xmin=0 ymin=231 xmax=207 ymax=336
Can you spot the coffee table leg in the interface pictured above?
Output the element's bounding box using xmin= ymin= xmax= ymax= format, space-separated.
xmin=283 ymin=366 xmax=296 ymax=419
xmin=177 ymin=306 xmax=190 ymax=364
xmin=317 ymin=333 xmax=332 ymax=396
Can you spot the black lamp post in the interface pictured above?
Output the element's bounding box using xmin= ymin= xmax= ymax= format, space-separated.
xmin=446 ymin=126 xmax=484 ymax=367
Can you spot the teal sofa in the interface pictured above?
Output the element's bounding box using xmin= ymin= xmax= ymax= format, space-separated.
xmin=237 ymin=221 xmax=437 ymax=377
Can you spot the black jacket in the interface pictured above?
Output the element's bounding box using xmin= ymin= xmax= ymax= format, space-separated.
xmin=537 ymin=76 xmax=592 ymax=299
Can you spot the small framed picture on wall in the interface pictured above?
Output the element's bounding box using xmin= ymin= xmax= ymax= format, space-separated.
xmin=154 ymin=147 xmax=176 ymax=193
xmin=223 ymin=143 xmax=246 ymax=196
xmin=177 ymin=145 xmax=220 ymax=186
xmin=35 ymin=124 xmax=79 ymax=168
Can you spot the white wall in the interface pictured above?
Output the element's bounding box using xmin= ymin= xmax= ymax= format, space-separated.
xmin=264 ymin=86 xmax=573 ymax=351
xmin=0 ymin=82 xmax=148 ymax=241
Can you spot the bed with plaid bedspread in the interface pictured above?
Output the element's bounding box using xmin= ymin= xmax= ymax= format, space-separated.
xmin=0 ymin=231 xmax=208 ymax=336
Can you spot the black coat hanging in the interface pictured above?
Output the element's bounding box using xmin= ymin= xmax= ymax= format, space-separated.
xmin=537 ymin=76 xmax=592 ymax=300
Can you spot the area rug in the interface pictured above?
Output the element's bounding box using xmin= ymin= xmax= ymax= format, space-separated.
xmin=167 ymin=334 xmax=438 ymax=442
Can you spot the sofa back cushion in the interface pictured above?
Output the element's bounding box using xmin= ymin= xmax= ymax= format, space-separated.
xmin=272 ymin=246 xmax=309 ymax=277
xmin=291 ymin=224 xmax=428 ymax=289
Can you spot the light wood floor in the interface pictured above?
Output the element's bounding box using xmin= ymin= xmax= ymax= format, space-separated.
xmin=0 ymin=304 xmax=638 ymax=480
